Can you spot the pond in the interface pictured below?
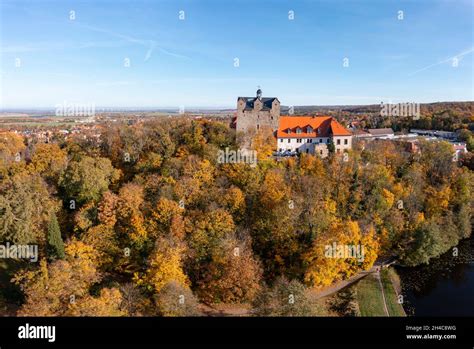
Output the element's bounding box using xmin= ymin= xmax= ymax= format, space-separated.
xmin=396 ymin=237 xmax=474 ymax=316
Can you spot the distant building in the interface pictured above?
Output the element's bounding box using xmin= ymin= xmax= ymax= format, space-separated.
xmin=410 ymin=129 xmax=457 ymax=140
xmin=367 ymin=128 xmax=394 ymax=139
xmin=352 ymin=129 xmax=373 ymax=139
xmin=236 ymin=89 xmax=280 ymax=133
xmin=393 ymin=139 xmax=420 ymax=154
xmin=453 ymin=143 xmax=468 ymax=161
xmin=276 ymin=116 xmax=352 ymax=157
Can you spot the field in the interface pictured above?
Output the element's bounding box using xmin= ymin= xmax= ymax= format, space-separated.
xmin=354 ymin=269 xmax=406 ymax=317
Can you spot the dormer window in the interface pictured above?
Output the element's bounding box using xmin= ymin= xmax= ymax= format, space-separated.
xmin=287 ymin=129 xmax=291 ymax=134
xmin=296 ymin=127 xmax=302 ymax=134
xmin=307 ymin=126 xmax=313 ymax=133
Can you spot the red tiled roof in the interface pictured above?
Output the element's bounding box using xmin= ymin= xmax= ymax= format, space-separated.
xmin=276 ymin=116 xmax=351 ymax=138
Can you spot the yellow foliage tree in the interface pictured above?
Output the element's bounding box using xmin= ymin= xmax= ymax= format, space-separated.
xmin=259 ymin=170 xmax=289 ymax=209
xmin=116 ymin=183 xmax=147 ymax=245
xmin=303 ymin=220 xmax=379 ymax=287
xmin=151 ymin=197 xmax=183 ymax=233
xmin=135 ymin=240 xmax=189 ymax=293
xmin=13 ymin=240 xmax=101 ymax=316
xmin=29 ymin=143 xmax=67 ymax=181
xmin=67 ymin=288 xmax=125 ymax=316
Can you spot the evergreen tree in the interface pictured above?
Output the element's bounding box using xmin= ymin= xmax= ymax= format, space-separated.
xmin=47 ymin=213 xmax=65 ymax=259
xmin=327 ymin=139 xmax=336 ymax=154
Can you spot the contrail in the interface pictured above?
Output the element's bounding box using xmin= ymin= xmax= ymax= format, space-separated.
xmin=408 ymin=46 xmax=474 ymax=76
xmin=76 ymin=23 xmax=190 ymax=62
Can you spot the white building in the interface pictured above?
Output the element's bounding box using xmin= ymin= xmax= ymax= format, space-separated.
xmin=367 ymin=128 xmax=395 ymax=139
xmin=276 ymin=116 xmax=352 ymax=157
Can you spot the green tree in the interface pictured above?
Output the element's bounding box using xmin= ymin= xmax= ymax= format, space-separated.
xmin=47 ymin=212 xmax=65 ymax=259
xmin=252 ymin=277 xmax=326 ymax=316
xmin=154 ymin=281 xmax=201 ymax=316
xmin=0 ymin=173 xmax=58 ymax=245
xmin=59 ymin=156 xmax=120 ymax=205
xmin=327 ymin=139 xmax=336 ymax=154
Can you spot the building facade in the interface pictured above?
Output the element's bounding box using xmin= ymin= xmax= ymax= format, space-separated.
xmin=276 ymin=116 xmax=352 ymax=157
xmin=236 ymin=89 xmax=280 ymax=133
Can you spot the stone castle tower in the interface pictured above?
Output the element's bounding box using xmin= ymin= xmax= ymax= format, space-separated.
xmin=235 ymin=89 xmax=280 ymax=133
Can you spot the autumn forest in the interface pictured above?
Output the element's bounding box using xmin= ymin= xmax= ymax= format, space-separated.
xmin=0 ymin=118 xmax=472 ymax=316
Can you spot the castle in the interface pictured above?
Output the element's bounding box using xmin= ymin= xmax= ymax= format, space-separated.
xmin=234 ymin=89 xmax=352 ymax=157
xmin=235 ymin=89 xmax=280 ymax=133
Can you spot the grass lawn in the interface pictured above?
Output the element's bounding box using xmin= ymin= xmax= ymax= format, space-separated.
xmin=380 ymin=268 xmax=406 ymax=317
xmin=354 ymin=268 xmax=407 ymax=317
xmin=354 ymin=274 xmax=387 ymax=316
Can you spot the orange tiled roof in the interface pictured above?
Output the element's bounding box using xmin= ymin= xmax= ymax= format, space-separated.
xmin=276 ymin=116 xmax=351 ymax=138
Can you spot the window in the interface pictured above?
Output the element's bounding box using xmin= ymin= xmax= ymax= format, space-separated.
xmin=280 ymin=139 xmax=283 ymax=142
xmin=307 ymin=126 xmax=313 ymax=133
xmin=344 ymin=139 xmax=348 ymax=145
xmin=287 ymin=129 xmax=291 ymax=134
xmin=297 ymin=139 xmax=302 ymax=143
xmin=306 ymin=149 xmax=309 ymax=153
xmin=257 ymin=124 xmax=260 ymax=130
xmin=319 ymin=139 xmax=322 ymax=143
xmin=337 ymin=139 xmax=341 ymax=145
xmin=296 ymin=128 xmax=302 ymax=134
xmin=307 ymin=139 xmax=312 ymax=143
xmin=288 ymin=139 xmax=290 ymax=143
xmin=327 ymin=139 xmax=330 ymax=144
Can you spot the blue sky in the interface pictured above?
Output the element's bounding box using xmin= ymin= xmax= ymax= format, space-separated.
xmin=0 ymin=0 xmax=473 ymax=108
